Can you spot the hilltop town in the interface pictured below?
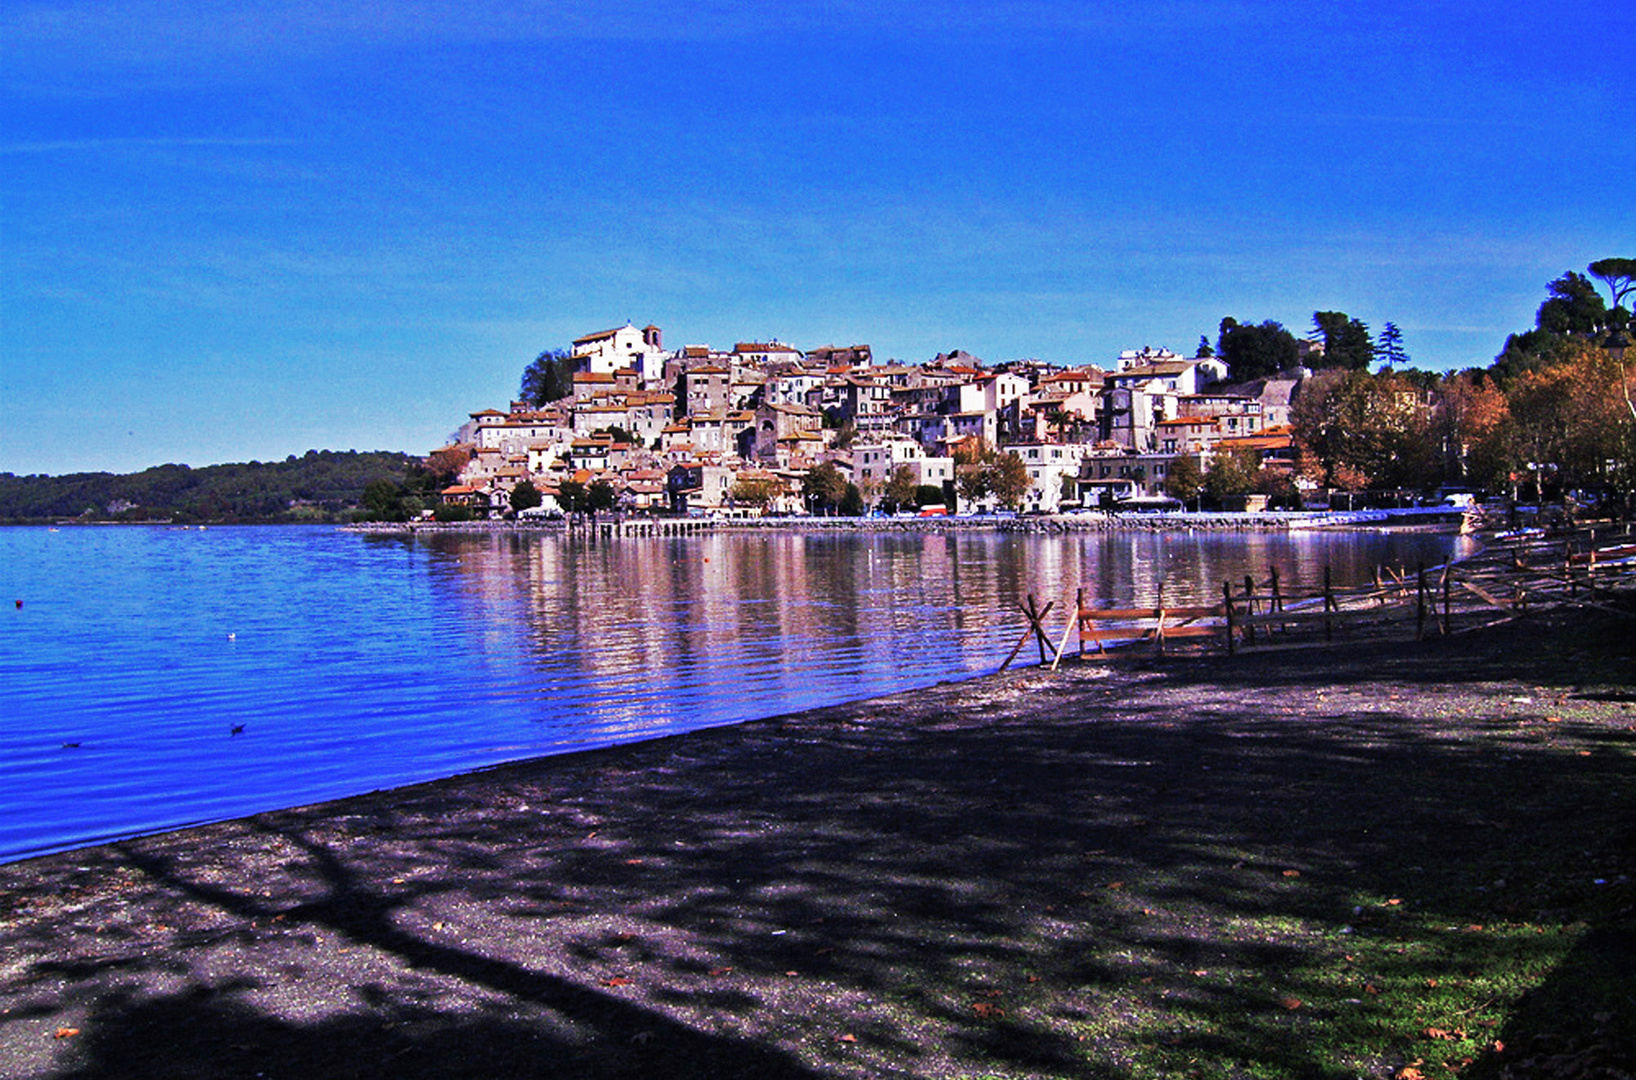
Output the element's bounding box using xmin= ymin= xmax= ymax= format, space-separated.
xmin=430 ymin=260 xmax=1634 ymax=524
xmin=433 ymin=324 xmax=1310 ymax=519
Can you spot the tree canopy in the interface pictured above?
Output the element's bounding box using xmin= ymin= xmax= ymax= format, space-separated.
xmin=1163 ymin=454 xmax=1204 ymax=507
xmin=1375 ymin=322 xmax=1408 ymax=369
xmin=1311 ymin=312 xmax=1374 ymax=370
xmin=519 ymin=348 xmax=576 ymax=407
xmin=509 ymin=480 xmax=542 ymax=514
xmin=1217 ymin=318 xmax=1301 ymax=382
xmin=801 ymin=462 xmax=851 ymax=513
xmin=0 ymin=451 xmax=425 ymax=524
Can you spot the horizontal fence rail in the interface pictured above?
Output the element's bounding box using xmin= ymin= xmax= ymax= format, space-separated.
xmin=1003 ymin=522 xmax=1636 ymax=670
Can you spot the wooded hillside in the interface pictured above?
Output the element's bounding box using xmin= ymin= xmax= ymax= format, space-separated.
xmin=0 ymin=450 xmax=424 ymax=524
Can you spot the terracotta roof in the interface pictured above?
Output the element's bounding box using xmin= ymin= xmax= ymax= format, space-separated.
xmin=1216 ymin=433 xmax=1293 ymax=451
xmin=1115 ymin=362 xmax=1191 ymax=378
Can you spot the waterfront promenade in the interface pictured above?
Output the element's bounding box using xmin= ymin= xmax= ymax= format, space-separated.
xmin=2 ymin=604 xmax=1631 ymax=1078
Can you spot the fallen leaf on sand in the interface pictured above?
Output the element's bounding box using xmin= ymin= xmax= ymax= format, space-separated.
xmin=1279 ymin=997 xmax=1303 ymax=1011
xmin=838 ymin=1034 xmax=857 ymax=1043
xmin=53 ymin=1028 xmax=79 ymax=1040
xmin=601 ymin=977 xmax=633 ymax=987
xmin=973 ymin=1001 xmax=1005 ymax=1018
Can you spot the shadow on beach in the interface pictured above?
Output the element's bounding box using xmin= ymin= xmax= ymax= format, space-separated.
xmin=2 ymin=609 xmax=1632 ymax=1078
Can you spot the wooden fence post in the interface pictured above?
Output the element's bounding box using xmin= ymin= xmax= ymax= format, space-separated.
xmin=1076 ymin=587 xmax=1086 ymax=658
xmin=1323 ymin=565 xmax=1335 ymax=642
xmin=1416 ymin=563 xmax=1427 ymax=642
xmin=1154 ymin=581 xmax=1167 ymax=656
xmin=1223 ymin=580 xmax=1237 ymax=656
xmin=1242 ymin=574 xmax=1257 ymax=646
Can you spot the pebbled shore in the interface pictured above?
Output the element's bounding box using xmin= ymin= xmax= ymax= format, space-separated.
xmin=2 ymin=605 xmax=1632 ymax=1079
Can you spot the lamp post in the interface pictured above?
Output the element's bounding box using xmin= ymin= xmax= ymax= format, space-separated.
xmin=1606 ymin=314 xmax=1635 ymax=421
xmin=1606 ymin=317 xmax=1631 ymax=362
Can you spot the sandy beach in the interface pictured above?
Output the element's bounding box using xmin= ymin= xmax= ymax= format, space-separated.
xmin=2 ymin=604 xmax=1632 ymax=1079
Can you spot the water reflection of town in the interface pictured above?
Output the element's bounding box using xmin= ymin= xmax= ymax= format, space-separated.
xmin=425 ymin=530 xmax=1475 ymax=741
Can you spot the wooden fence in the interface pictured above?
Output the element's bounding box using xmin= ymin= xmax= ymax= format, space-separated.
xmin=1002 ymin=522 xmax=1636 ymax=670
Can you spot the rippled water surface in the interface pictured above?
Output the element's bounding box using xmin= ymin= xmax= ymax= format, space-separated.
xmin=0 ymin=524 xmax=1472 ymax=862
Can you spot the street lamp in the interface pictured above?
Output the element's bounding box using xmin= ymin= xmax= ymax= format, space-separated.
xmin=1604 ymin=317 xmax=1631 ymax=362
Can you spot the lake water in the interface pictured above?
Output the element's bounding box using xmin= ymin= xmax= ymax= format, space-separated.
xmin=0 ymin=524 xmax=1473 ymax=863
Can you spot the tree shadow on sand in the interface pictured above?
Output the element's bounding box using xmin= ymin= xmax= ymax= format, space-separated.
xmin=5 ymin=610 xmax=1633 ymax=1079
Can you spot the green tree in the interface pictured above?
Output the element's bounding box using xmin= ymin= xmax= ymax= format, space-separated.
xmin=556 ymin=479 xmax=587 ymax=515
xmin=1536 ymin=271 xmax=1608 ymax=336
xmin=1375 ymin=322 xmax=1408 ymax=369
xmin=1589 ymin=258 xmax=1636 ymax=310
xmin=915 ymin=483 xmax=947 ymax=508
xmin=955 ymin=463 xmax=990 ymax=507
xmin=509 ymin=480 xmax=542 ymax=514
xmin=361 ymin=478 xmax=407 ymax=522
xmin=882 ymin=465 xmax=918 ymax=512
xmin=1163 ymin=454 xmax=1204 ymax=507
xmin=1311 ymin=312 xmax=1374 ymax=370
xmin=1496 ymin=263 xmax=1634 ymax=385
xmin=519 ymin=348 xmax=576 ymax=406
xmin=801 ymin=462 xmax=849 ymax=513
xmin=1292 ymin=369 xmax=1436 ymax=491
xmin=989 ymin=451 xmax=1031 ymax=509
xmin=1255 ymin=468 xmax=1302 ymax=509
xmin=585 ymin=479 xmax=618 ymax=513
xmin=1203 ymin=447 xmax=1262 ymax=505
xmin=839 ymin=483 xmax=866 ymax=516
xmin=1217 ymin=318 xmax=1301 ymax=382
xmin=433 ymin=502 xmax=474 ymax=523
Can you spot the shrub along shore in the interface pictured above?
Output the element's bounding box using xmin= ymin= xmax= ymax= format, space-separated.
xmin=2 ymin=597 xmax=1631 ymax=1079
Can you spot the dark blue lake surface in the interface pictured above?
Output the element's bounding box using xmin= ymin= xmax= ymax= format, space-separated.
xmin=1 ymin=524 xmax=1472 ymax=863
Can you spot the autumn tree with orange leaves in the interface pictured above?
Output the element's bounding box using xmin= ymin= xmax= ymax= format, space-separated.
xmin=1431 ymin=371 xmax=1511 ymax=489
xmin=1503 ymin=340 xmax=1635 ymax=499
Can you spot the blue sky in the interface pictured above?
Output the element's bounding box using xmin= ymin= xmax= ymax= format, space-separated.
xmin=3 ymin=1 xmax=1632 ymax=476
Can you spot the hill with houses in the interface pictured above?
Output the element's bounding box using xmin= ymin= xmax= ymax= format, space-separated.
xmin=435 ymin=323 xmax=1308 ymax=519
